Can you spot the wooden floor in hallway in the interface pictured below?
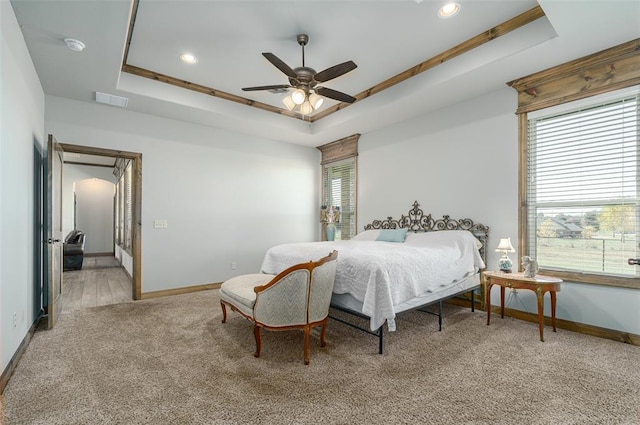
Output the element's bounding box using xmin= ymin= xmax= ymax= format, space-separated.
xmin=62 ymin=256 xmax=133 ymax=313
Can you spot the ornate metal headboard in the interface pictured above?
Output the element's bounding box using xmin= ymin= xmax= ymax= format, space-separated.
xmin=363 ymin=201 xmax=490 ymax=263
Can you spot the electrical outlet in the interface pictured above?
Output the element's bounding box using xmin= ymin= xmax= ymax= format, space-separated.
xmin=13 ymin=312 xmax=17 ymax=328
xmin=231 ymin=261 xmax=237 ymax=270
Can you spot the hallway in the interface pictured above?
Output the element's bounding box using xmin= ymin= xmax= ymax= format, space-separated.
xmin=61 ymin=256 xmax=133 ymax=313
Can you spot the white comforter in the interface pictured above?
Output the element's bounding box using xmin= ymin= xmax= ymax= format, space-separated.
xmin=260 ymin=230 xmax=485 ymax=331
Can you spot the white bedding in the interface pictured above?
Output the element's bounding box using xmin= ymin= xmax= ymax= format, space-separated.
xmin=260 ymin=230 xmax=485 ymax=331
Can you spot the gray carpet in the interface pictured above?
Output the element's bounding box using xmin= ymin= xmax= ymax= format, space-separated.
xmin=3 ymin=290 xmax=639 ymax=424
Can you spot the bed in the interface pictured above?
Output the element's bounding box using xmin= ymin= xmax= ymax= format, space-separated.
xmin=260 ymin=201 xmax=489 ymax=353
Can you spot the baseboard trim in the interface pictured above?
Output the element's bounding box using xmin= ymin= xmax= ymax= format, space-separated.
xmin=140 ymin=282 xmax=221 ymax=300
xmin=446 ymin=296 xmax=639 ymax=346
xmin=488 ymin=305 xmax=640 ymax=346
xmin=85 ymin=252 xmax=114 ymax=257
xmin=0 ymin=317 xmax=41 ymax=394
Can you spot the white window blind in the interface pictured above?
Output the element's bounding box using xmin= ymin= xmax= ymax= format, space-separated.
xmin=527 ymin=89 xmax=639 ymax=277
xmin=124 ymin=162 xmax=132 ymax=251
xmin=117 ymin=177 xmax=124 ymax=246
xmin=323 ymin=157 xmax=356 ymax=240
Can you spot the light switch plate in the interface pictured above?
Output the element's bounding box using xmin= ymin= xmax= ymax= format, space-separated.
xmin=153 ymin=219 xmax=168 ymax=229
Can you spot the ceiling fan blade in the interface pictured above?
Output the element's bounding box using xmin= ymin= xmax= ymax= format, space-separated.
xmin=262 ymin=53 xmax=297 ymax=79
xmin=315 ymin=87 xmax=356 ymax=104
xmin=242 ymin=84 xmax=291 ymax=92
xmin=314 ymin=61 xmax=357 ymax=83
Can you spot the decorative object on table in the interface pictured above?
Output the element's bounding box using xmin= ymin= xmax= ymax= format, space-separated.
xmin=320 ymin=205 xmax=340 ymax=241
xmin=495 ymin=237 xmax=515 ymax=273
xmin=521 ymin=256 xmax=539 ymax=278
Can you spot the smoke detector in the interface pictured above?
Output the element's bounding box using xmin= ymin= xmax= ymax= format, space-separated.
xmin=64 ymin=38 xmax=86 ymax=52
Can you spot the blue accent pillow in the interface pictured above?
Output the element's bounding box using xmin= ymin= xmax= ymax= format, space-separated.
xmin=376 ymin=228 xmax=409 ymax=243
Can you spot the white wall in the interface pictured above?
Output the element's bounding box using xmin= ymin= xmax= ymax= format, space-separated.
xmin=359 ymin=88 xmax=519 ymax=262
xmin=75 ymin=178 xmax=114 ymax=254
xmin=0 ymin=2 xmax=45 ymax=372
xmin=62 ymin=163 xmax=116 ymax=239
xmin=45 ymin=96 xmax=321 ymax=292
xmin=358 ymin=87 xmax=640 ymax=335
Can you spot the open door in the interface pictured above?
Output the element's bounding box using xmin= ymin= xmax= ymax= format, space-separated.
xmin=44 ymin=135 xmax=64 ymax=329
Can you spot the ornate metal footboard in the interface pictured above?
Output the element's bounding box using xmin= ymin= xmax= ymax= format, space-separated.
xmin=329 ymin=200 xmax=490 ymax=354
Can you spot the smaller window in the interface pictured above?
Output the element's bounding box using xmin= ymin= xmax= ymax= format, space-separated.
xmin=114 ymin=159 xmax=133 ymax=254
xmin=124 ymin=162 xmax=133 ymax=251
xmin=323 ymin=157 xmax=356 ymax=240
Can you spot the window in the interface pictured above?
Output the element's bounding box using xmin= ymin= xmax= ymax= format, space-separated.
xmin=317 ymin=134 xmax=359 ymax=240
xmin=527 ymin=88 xmax=639 ymax=281
xmin=509 ymin=39 xmax=640 ymax=288
xmin=115 ymin=177 xmax=122 ymax=245
xmin=114 ymin=158 xmax=133 ymax=253
xmin=124 ymin=162 xmax=132 ymax=251
xmin=323 ymin=157 xmax=356 ymax=240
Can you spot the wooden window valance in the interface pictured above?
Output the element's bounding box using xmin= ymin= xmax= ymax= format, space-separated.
xmin=317 ymin=134 xmax=360 ymax=165
xmin=507 ymin=38 xmax=640 ymax=114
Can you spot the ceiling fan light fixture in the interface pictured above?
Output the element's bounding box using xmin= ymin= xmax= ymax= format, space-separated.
xmin=291 ymin=89 xmax=306 ymax=105
xmin=242 ymin=33 xmax=357 ymax=114
xmin=282 ymin=95 xmax=296 ymax=111
xmin=438 ymin=2 xmax=460 ymax=18
xmin=300 ymin=100 xmax=313 ymax=116
xmin=309 ymin=93 xmax=324 ymax=109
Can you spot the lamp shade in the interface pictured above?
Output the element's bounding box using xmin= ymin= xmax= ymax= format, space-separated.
xmin=291 ymin=89 xmax=306 ymax=105
xmin=309 ymin=93 xmax=324 ymax=109
xmin=495 ymin=237 xmax=515 ymax=253
xmin=300 ymin=100 xmax=313 ymax=115
xmin=282 ymin=95 xmax=296 ymax=111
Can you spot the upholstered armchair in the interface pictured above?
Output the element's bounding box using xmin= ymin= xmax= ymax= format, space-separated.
xmin=220 ymin=250 xmax=338 ymax=365
xmin=63 ymin=230 xmax=86 ymax=271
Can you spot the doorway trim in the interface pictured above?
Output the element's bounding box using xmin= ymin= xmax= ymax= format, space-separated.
xmin=59 ymin=143 xmax=143 ymax=300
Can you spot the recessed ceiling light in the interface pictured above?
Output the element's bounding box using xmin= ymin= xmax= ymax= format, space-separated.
xmin=438 ymin=2 xmax=460 ymax=18
xmin=180 ymin=53 xmax=198 ymax=64
xmin=64 ymin=38 xmax=86 ymax=52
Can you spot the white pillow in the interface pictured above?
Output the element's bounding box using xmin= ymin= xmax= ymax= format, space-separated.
xmin=404 ymin=230 xmax=483 ymax=249
xmin=350 ymin=229 xmax=381 ymax=241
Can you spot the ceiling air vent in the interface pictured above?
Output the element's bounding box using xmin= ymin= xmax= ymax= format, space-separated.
xmin=95 ymin=92 xmax=129 ymax=108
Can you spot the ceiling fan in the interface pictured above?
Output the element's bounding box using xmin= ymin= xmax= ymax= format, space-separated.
xmin=242 ymin=34 xmax=357 ymax=114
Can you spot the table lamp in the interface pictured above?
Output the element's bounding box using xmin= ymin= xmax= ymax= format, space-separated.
xmin=495 ymin=237 xmax=515 ymax=273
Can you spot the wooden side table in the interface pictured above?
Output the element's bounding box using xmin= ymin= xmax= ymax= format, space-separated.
xmin=483 ymin=271 xmax=562 ymax=342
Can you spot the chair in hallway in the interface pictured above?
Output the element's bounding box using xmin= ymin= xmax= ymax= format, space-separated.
xmin=63 ymin=230 xmax=86 ymax=271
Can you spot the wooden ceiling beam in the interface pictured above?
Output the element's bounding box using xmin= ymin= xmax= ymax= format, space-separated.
xmin=120 ymin=2 xmax=545 ymax=123
xmin=310 ymin=5 xmax=545 ymax=122
xmin=122 ymin=64 xmax=304 ymax=120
